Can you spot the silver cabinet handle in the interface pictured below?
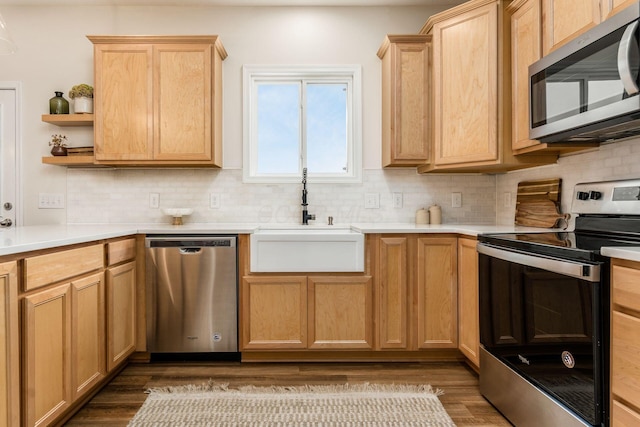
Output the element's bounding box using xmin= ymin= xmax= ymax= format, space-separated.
xmin=618 ymin=20 xmax=640 ymax=96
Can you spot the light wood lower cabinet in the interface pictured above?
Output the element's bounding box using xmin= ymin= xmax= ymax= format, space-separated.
xmin=241 ymin=275 xmax=373 ymax=351
xmin=308 ymin=276 xmax=373 ymax=350
xmin=23 ymin=284 xmax=72 ymax=427
xmin=0 ymin=262 xmax=19 ymax=427
xmin=374 ymin=235 xmax=458 ymax=351
xmin=611 ymin=258 xmax=640 ymax=425
xmin=241 ymin=276 xmax=308 ymax=350
xmin=106 ymin=261 xmax=136 ymax=371
xmin=416 ymin=237 xmax=457 ymax=349
xmin=457 ymin=237 xmax=479 ymax=367
xmin=377 ymin=237 xmax=410 ymax=349
xmin=71 ymin=273 xmax=106 ymax=399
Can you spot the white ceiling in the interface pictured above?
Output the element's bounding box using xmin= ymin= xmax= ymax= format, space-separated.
xmin=0 ymin=0 xmax=461 ymax=6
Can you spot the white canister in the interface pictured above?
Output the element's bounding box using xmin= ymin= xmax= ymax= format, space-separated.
xmin=428 ymin=205 xmax=442 ymax=224
xmin=415 ymin=208 xmax=429 ymax=224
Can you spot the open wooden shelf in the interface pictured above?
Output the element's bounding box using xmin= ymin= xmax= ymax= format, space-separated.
xmin=41 ymin=156 xmax=99 ymax=167
xmin=42 ymin=114 xmax=94 ymax=126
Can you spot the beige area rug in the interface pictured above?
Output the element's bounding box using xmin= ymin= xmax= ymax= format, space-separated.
xmin=127 ymin=382 xmax=457 ymax=426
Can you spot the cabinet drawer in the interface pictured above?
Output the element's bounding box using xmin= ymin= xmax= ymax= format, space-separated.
xmin=612 ymin=261 xmax=640 ymax=313
xmin=107 ymin=238 xmax=136 ymax=266
xmin=612 ymin=311 xmax=640 ymax=410
xmin=612 ymin=399 xmax=640 ymax=426
xmin=24 ymin=244 xmax=104 ymax=291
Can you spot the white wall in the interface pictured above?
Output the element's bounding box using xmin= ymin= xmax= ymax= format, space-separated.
xmin=0 ymin=4 xmax=499 ymax=226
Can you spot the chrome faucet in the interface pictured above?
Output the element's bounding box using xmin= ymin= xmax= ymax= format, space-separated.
xmin=301 ymin=168 xmax=315 ymax=225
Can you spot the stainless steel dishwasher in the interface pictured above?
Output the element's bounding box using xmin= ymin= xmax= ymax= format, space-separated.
xmin=145 ymin=235 xmax=238 ymax=356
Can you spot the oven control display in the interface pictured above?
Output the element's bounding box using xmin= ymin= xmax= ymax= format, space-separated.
xmin=612 ymin=186 xmax=640 ymax=201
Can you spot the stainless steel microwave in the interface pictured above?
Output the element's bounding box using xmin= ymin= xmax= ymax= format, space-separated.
xmin=529 ymin=3 xmax=640 ymax=143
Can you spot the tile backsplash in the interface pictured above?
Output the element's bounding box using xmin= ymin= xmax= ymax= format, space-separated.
xmin=67 ymin=169 xmax=497 ymax=225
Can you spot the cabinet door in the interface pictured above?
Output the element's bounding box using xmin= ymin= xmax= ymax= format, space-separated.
xmin=416 ymin=237 xmax=457 ymax=349
xmin=379 ymin=36 xmax=430 ymax=167
xmin=602 ymin=0 xmax=636 ymax=20
xmin=432 ymin=2 xmax=498 ymax=166
xmin=94 ymin=43 xmax=154 ymax=161
xmin=458 ymin=238 xmax=479 ymax=367
xmin=106 ymin=261 xmax=136 ymax=371
xmin=308 ymin=276 xmax=373 ymax=350
xmin=154 ymin=44 xmax=213 ymax=161
xmin=542 ymin=0 xmax=600 ymax=55
xmin=612 ymin=311 xmax=640 ymax=413
xmin=71 ymin=273 xmax=106 ymax=399
xmin=511 ymin=0 xmax=542 ymax=151
xmin=0 ymin=262 xmax=18 ymax=427
xmin=241 ymin=276 xmax=307 ymax=350
xmin=24 ymin=284 xmax=72 ymax=427
xmin=377 ymin=237 xmax=409 ymax=349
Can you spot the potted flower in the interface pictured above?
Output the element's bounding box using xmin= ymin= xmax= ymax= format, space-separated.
xmin=49 ymin=134 xmax=68 ymax=156
xmin=68 ymin=84 xmax=93 ymax=114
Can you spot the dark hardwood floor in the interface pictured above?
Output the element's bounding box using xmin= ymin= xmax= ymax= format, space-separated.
xmin=65 ymin=361 xmax=511 ymax=426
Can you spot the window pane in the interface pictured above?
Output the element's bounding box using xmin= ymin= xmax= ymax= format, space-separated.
xmin=257 ymin=83 xmax=300 ymax=174
xmin=306 ymin=83 xmax=348 ymax=174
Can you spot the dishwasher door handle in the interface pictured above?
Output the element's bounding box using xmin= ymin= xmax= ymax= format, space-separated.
xmin=179 ymin=248 xmax=202 ymax=254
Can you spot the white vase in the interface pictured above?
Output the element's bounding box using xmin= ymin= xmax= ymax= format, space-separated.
xmin=73 ymin=96 xmax=93 ymax=114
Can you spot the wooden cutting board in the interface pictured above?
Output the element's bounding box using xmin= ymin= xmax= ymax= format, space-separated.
xmin=514 ymin=178 xmax=570 ymax=228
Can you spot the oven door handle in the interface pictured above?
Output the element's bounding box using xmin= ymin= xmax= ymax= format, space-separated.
xmin=477 ymin=243 xmax=601 ymax=282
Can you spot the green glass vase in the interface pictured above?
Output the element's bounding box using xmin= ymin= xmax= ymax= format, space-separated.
xmin=49 ymin=91 xmax=69 ymax=114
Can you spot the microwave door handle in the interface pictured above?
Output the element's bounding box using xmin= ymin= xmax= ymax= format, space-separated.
xmin=618 ymin=20 xmax=640 ymax=96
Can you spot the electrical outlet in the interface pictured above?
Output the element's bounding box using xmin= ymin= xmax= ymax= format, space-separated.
xmin=149 ymin=193 xmax=160 ymax=209
xmin=364 ymin=193 xmax=380 ymax=209
xmin=392 ymin=192 xmax=403 ymax=208
xmin=38 ymin=193 xmax=65 ymax=209
xmin=451 ymin=192 xmax=462 ymax=208
xmin=503 ymin=192 xmax=511 ymax=208
xmin=210 ymin=193 xmax=221 ymax=209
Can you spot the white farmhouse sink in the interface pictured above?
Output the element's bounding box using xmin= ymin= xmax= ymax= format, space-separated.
xmin=250 ymin=226 xmax=365 ymax=272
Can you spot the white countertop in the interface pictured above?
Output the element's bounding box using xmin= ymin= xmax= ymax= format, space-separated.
xmin=2 ymin=221 xmax=628 ymax=259
xmin=602 ymin=247 xmax=640 ymax=263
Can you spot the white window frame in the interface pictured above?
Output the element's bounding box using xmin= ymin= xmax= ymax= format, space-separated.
xmin=242 ymin=65 xmax=362 ymax=184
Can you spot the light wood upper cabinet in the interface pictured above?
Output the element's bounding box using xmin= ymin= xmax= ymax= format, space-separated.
xmin=457 ymin=237 xmax=479 ymax=368
xmin=419 ymin=0 xmax=557 ymax=173
xmin=308 ymin=276 xmax=373 ymax=350
xmin=0 ymin=262 xmax=19 ymax=427
xmin=542 ymin=0 xmax=601 ymax=55
xmin=509 ymin=0 xmax=542 ymax=152
xmin=241 ymin=276 xmax=308 ymax=350
xmin=106 ymin=261 xmax=136 ymax=372
xmin=416 ymin=236 xmax=458 ymax=349
xmin=378 ymin=35 xmax=431 ymax=167
xmin=89 ymin=35 xmax=226 ymax=167
xmin=602 ymin=0 xmax=637 ymax=19
xmin=508 ymin=0 xmax=597 ymax=156
xmin=611 ymin=258 xmax=640 ymax=425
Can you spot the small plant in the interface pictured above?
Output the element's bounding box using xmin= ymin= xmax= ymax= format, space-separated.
xmin=49 ymin=134 xmax=67 ymax=147
xmin=68 ymin=84 xmax=93 ymax=99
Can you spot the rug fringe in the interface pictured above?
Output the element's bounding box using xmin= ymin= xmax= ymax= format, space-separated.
xmin=146 ymin=381 xmax=444 ymax=396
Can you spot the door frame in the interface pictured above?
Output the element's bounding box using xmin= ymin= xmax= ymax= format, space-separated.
xmin=0 ymin=81 xmax=22 ymax=226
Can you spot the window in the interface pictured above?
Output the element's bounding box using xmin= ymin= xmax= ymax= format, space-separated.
xmin=243 ymin=65 xmax=362 ymax=183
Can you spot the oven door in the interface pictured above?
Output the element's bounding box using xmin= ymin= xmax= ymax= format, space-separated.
xmin=478 ymin=243 xmax=605 ymax=426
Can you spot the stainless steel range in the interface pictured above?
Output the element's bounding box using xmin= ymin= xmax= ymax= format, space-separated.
xmin=477 ymin=179 xmax=640 ymax=427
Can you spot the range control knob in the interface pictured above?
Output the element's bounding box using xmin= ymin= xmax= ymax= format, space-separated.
xmin=589 ymin=191 xmax=602 ymax=200
xmin=577 ymin=191 xmax=590 ymax=200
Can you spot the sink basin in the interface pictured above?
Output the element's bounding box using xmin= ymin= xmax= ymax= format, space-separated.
xmin=250 ymin=226 xmax=365 ymax=272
